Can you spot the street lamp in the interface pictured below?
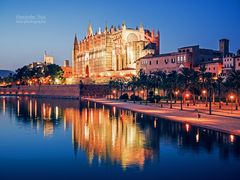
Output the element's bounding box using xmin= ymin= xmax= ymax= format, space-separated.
xmin=229 ymin=94 xmax=235 ymax=113
xmin=112 ymin=90 xmax=116 ymax=100
xmin=202 ymin=90 xmax=208 ymax=107
xmin=175 ymin=90 xmax=179 ymax=104
xmin=140 ymin=90 xmax=144 ymax=100
xmin=185 ymin=93 xmax=190 ymax=106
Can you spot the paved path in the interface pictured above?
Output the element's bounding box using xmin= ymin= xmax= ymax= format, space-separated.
xmin=83 ymin=98 xmax=240 ymax=136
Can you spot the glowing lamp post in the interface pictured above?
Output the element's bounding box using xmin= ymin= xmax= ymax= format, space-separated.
xmin=175 ymin=90 xmax=179 ymax=103
xmin=229 ymin=95 xmax=235 ymax=113
xmin=140 ymin=90 xmax=144 ymax=100
xmin=185 ymin=93 xmax=190 ymax=106
xmin=202 ymin=90 xmax=208 ymax=107
xmin=112 ymin=90 xmax=116 ymax=100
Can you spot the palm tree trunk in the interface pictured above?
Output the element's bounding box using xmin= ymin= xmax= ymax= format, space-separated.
xmin=170 ymin=93 xmax=173 ymax=108
xmin=193 ymin=94 xmax=196 ymax=105
xmin=180 ymin=93 xmax=183 ymax=110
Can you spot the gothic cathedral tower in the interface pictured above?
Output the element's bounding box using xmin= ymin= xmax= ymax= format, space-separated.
xmin=72 ymin=34 xmax=79 ymax=76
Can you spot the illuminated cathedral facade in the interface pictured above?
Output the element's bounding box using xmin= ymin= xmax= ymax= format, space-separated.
xmin=72 ymin=22 xmax=160 ymax=79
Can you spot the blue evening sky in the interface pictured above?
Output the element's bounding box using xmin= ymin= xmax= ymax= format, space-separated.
xmin=0 ymin=0 xmax=239 ymax=71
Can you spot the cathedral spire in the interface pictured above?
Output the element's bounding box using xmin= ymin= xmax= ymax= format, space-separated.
xmin=104 ymin=21 xmax=108 ymax=33
xmin=87 ymin=23 xmax=93 ymax=36
xmin=157 ymin=29 xmax=160 ymax=37
xmin=74 ymin=33 xmax=78 ymax=45
xmin=139 ymin=22 xmax=144 ymax=32
xmin=74 ymin=33 xmax=79 ymax=51
xmin=122 ymin=20 xmax=126 ymax=30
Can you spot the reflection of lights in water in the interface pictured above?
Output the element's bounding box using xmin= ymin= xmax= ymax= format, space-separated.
xmin=43 ymin=103 xmax=46 ymax=118
xmin=48 ymin=107 xmax=52 ymax=120
xmin=55 ymin=106 xmax=59 ymax=119
xmin=113 ymin=106 xmax=116 ymax=115
xmin=2 ymin=97 xmax=6 ymax=114
xmin=34 ymin=100 xmax=37 ymax=117
xmin=94 ymin=103 xmax=96 ymax=109
xmin=154 ymin=118 xmax=157 ymax=128
xmin=70 ymin=107 xmax=148 ymax=169
xmin=43 ymin=121 xmax=54 ymax=137
xmin=84 ymin=124 xmax=89 ymax=140
xmin=17 ymin=99 xmax=20 ymax=116
xmin=29 ymin=99 xmax=32 ymax=118
xmin=37 ymin=120 xmax=40 ymax=132
xmin=196 ymin=133 xmax=199 ymax=142
xmin=90 ymin=109 xmax=94 ymax=123
xmin=185 ymin=124 xmax=190 ymax=132
xmin=230 ymin=135 xmax=234 ymax=143
xmin=196 ymin=129 xmax=200 ymax=142
xmin=141 ymin=114 xmax=143 ymax=118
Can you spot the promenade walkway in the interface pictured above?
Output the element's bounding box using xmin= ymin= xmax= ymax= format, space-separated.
xmin=83 ymin=97 xmax=240 ymax=136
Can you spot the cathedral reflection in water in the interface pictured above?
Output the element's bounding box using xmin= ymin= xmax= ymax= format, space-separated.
xmin=0 ymin=96 xmax=240 ymax=169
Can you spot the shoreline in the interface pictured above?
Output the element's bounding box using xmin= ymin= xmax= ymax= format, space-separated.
xmin=83 ymin=97 xmax=240 ymax=136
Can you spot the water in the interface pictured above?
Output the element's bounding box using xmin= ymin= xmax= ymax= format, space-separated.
xmin=0 ymin=96 xmax=239 ymax=180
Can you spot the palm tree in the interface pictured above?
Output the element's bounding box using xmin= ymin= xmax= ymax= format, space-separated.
xmin=179 ymin=68 xmax=192 ymax=105
xmin=205 ymin=72 xmax=216 ymax=115
xmin=128 ymin=75 xmax=139 ymax=103
xmin=153 ymin=70 xmax=167 ymax=107
xmin=154 ymin=70 xmax=167 ymax=96
xmin=115 ymin=77 xmax=126 ymax=97
xmin=216 ymin=76 xmax=224 ymax=109
xmin=188 ymin=70 xmax=200 ymax=105
xmin=226 ymin=70 xmax=240 ymax=110
xmin=138 ymin=70 xmax=150 ymax=104
xmin=177 ymin=73 xmax=185 ymax=110
xmin=166 ymin=71 xmax=178 ymax=108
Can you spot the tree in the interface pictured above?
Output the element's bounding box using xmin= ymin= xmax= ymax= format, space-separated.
xmin=138 ymin=69 xmax=149 ymax=104
xmin=188 ymin=70 xmax=200 ymax=105
xmin=166 ymin=71 xmax=178 ymax=108
xmin=205 ymin=72 xmax=216 ymax=115
xmin=153 ymin=70 xmax=167 ymax=96
xmin=44 ymin=64 xmax=64 ymax=84
xmin=226 ymin=70 xmax=240 ymax=110
xmin=216 ymin=76 xmax=224 ymax=109
xmin=177 ymin=73 xmax=185 ymax=110
xmin=127 ymin=75 xmax=139 ymax=103
xmin=15 ymin=65 xmax=31 ymax=84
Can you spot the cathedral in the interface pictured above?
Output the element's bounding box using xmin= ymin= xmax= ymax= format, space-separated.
xmin=72 ymin=22 xmax=160 ymax=80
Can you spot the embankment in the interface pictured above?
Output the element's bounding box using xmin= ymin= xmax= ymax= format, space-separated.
xmin=0 ymin=84 xmax=109 ymax=99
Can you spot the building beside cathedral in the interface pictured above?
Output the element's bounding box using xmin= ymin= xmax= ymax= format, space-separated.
xmin=72 ymin=22 xmax=159 ymax=80
xmin=44 ymin=51 xmax=54 ymax=64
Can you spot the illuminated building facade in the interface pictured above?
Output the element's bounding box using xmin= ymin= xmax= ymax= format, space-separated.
xmin=137 ymin=39 xmax=240 ymax=77
xmin=44 ymin=51 xmax=54 ymax=64
xmin=72 ymin=22 xmax=160 ymax=79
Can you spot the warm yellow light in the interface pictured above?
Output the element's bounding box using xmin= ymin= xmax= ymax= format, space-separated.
xmin=154 ymin=118 xmax=157 ymax=128
xmin=112 ymin=90 xmax=116 ymax=94
xmin=230 ymin=95 xmax=234 ymax=100
xmin=185 ymin=93 xmax=190 ymax=98
xmin=196 ymin=133 xmax=199 ymax=142
xmin=230 ymin=135 xmax=234 ymax=143
xmin=55 ymin=78 xmax=61 ymax=84
xmin=175 ymin=90 xmax=179 ymax=95
xmin=202 ymin=90 xmax=207 ymax=94
xmin=185 ymin=123 xmax=190 ymax=132
xmin=140 ymin=90 xmax=144 ymax=94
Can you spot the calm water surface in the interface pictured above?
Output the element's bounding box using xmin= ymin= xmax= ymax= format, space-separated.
xmin=0 ymin=96 xmax=239 ymax=180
